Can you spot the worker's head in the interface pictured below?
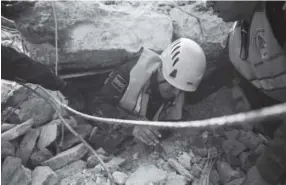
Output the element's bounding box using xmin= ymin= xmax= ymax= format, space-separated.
xmin=207 ymin=1 xmax=259 ymax=22
xmin=158 ymin=38 xmax=206 ymax=100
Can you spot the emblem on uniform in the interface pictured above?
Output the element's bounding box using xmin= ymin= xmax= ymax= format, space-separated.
xmin=111 ymin=74 xmax=127 ymax=93
xmin=254 ymin=28 xmax=268 ymax=60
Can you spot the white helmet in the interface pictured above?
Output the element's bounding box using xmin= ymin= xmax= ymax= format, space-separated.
xmin=160 ymin=38 xmax=206 ymax=92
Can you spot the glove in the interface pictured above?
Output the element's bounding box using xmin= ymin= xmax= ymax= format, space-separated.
xmin=132 ymin=126 xmax=162 ymax=146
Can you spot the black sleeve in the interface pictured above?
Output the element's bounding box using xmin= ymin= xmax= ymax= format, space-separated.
xmin=1 ymin=46 xmax=66 ymax=91
xmin=185 ymin=36 xmax=235 ymax=104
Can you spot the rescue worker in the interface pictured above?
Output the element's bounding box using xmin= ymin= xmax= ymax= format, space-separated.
xmin=96 ymin=38 xmax=207 ymax=146
xmin=207 ymin=1 xmax=286 ymax=185
xmin=1 ymin=1 xmax=76 ymax=104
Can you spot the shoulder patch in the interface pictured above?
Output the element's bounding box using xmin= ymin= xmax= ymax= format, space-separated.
xmin=111 ymin=74 xmax=127 ymax=93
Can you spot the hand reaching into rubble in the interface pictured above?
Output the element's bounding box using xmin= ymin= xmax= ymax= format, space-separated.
xmin=132 ymin=126 xmax=162 ymax=146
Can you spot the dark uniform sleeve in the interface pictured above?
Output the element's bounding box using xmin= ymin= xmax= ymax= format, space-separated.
xmin=1 ymin=46 xmax=66 ymax=91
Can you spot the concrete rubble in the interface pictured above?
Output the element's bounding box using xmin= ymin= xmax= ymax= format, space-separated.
xmin=1 ymin=1 xmax=269 ymax=185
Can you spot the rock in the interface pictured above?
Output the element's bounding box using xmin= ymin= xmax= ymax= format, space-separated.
xmin=37 ymin=120 xmax=58 ymax=150
xmin=177 ymin=152 xmax=192 ymax=170
xmin=192 ymin=147 xmax=208 ymax=157
xmin=1 ymin=156 xmax=22 ymax=185
xmin=17 ymin=1 xmax=172 ymax=53
xmin=165 ymin=172 xmax=187 ymax=185
xmin=1 ymin=123 xmax=17 ymax=133
xmin=190 ymin=164 xmax=202 ymax=178
xmin=1 ymin=118 xmax=34 ymax=141
xmin=55 ymin=160 xmax=86 ymax=179
xmin=209 ymin=169 xmax=220 ymax=185
xmin=1 ymin=141 xmax=16 ymax=159
xmin=18 ymin=97 xmax=55 ymax=126
xmin=239 ymin=152 xmax=251 ymax=170
xmin=168 ymin=158 xmax=194 ymax=181
xmin=225 ymin=130 xmax=240 ymax=139
xmin=226 ymin=151 xmax=241 ymax=167
xmin=41 ymin=143 xmax=88 ymax=170
xmin=126 ymin=164 xmax=167 ymax=185
xmin=32 ymin=166 xmax=58 ymax=185
xmin=254 ymin=144 xmax=266 ymax=154
xmin=237 ymin=131 xmax=262 ymax=150
xmin=112 ymin=171 xmax=128 ymax=185
xmin=208 ymin=147 xmax=218 ymax=158
xmin=104 ymin=157 xmax=126 ymax=172
xmin=30 ymin=148 xmax=53 ymax=167
xmin=86 ymin=154 xmax=111 ymax=168
xmin=217 ymin=161 xmax=241 ymax=184
xmin=61 ymin=123 xmax=92 ymax=150
xmin=226 ymin=178 xmax=244 ymax=185
xmin=170 ymin=2 xmax=232 ymax=44
xmin=16 ymin=129 xmax=40 ymax=165
xmin=7 ymin=165 xmax=32 ymax=185
xmin=222 ymin=139 xmax=247 ymax=157
xmin=1 ymin=107 xmax=21 ymax=124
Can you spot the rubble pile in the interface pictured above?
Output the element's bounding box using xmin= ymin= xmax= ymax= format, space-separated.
xmin=1 ymin=82 xmax=267 ymax=185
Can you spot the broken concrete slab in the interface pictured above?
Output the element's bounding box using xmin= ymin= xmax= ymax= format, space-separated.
xmin=1 ymin=118 xmax=34 ymax=141
xmin=18 ymin=97 xmax=55 ymax=126
xmin=1 ymin=123 xmax=17 ymax=133
xmin=112 ymin=171 xmax=128 ymax=185
xmin=1 ymin=141 xmax=16 ymax=159
xmin=16 ymin=128 xmax=40 ymax=165
xmin=126 ymin=164 xmax=167 ymax=185
xmin=165 ymin=172 xmax=187 ymax=185
xmin=30 ymin=148 xmax=53 ymax=167
xmin=32 ymin=166 xmax=58 ymax=185
xmin=237 ymin=131 xmax=262 ymax=150
xmin=41 ymin=143 xmax=88 ymax=170
xmin=217 ymin=161 xmax=242 ymax=185
xmin=61 ymin=123 xmax=92 ymax=150
xmin=222 ymin=139 xmax=247 ymax=157
xmin=55 ymin=160 xmax=86 ymax=179
xmin=7 ymin=165 xmax=32 ymax=185
xmin=168 ymin=158 xmax=194 ymax=181
xmin=37 ymin=120 xmax=59 ymax=150
xmin=1 ymin=156 xmax=22 ymax=185
xmin=177 ymin=152 xmax=192 ymax=170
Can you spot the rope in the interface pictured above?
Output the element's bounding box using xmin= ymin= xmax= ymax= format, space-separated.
xmin=40 ymin=86 xmax=286 ymax=128
xmin=51 ymin=2 xmax=59 ymax=76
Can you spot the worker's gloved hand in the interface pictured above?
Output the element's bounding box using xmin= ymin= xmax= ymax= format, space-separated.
xmin=132 ymin=126 xmax=162 ymax=146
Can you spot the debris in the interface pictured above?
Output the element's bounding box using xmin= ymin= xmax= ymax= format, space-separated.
xmin=208 ymin=147 xmax=218 ymax=158
xmin=126 ymin=164 xmax=167 ymax=185
xmin=237 ymin=131 xmax=262 ymax=150
xmin=1 ymin=156 xmax=22 ymax=185
xmin=222 ymin=139 xmax=247 ymax=157
xmin=192 ymin=147 xmax=208 ymax=157
xmin=226 ymin=151 xmax=241 ymax=167
xmin=177 ymin=152 xmax=192 ymax=170
xmin=1 ymin=123 xmax=17 ymax=133
xmin=61 ymin=123 xmax=92 ymax=150
xmin=86 ymin=154 xmax=111 ymax=168
xmin=16 ymin=128 xmax=40 ymax=165
xmin=225 ymin=130 xmax=240 ymax=139
xmin=239 ymin=152 xmax=251 ymax=170
xmin=190 ymin=163 xmax=202 ymax=178
xmin=8 ymin=165 xmax=32 ymax=185
xmin=254 ymin=144 xmax=266 ymax=154
xmin=165 ymin=172 xmax=187 ymax=185
xmin=1 ymin=107 xmax=21 ymax=124
xmin=2 ymin=141 xmax=16 ymax=159
xmin=37 ymin=120 xmax=59 ymax=150
xmin=168 ymin=158 xmax=194 ymax=181
xmin=55 ymin=160 xmax=86 ymax=179
xmin=32 ymin=166 xmax=58 ymax=185
xmin=18 ymin=97 xmax=55 ymax=126
xmin=41 ymin=143 xmax=88 ymax=170
xmin=112 ymin=171 xmax=128 ymax=185
xmin=30 ymin=148 xmax=53 ymax=167
xmin=217 ymin=161 xmax=242 ymax=184
xmin=1 ymin=118 xmax=34 ymax=141
xmin=226 ymin=178 xmax=244 ymax=185
xmin=209 ymin=169 xmax=220 ymax=185
xmin=105 ymin=157 xmax=127 ymax=172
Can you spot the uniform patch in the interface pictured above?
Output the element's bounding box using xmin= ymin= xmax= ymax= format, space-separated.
xmin=111 ymin=74 xmax=127 ymax=93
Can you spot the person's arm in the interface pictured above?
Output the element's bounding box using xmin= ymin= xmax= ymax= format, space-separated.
xmin=2 ymin=46 xmax=66 ymax=91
